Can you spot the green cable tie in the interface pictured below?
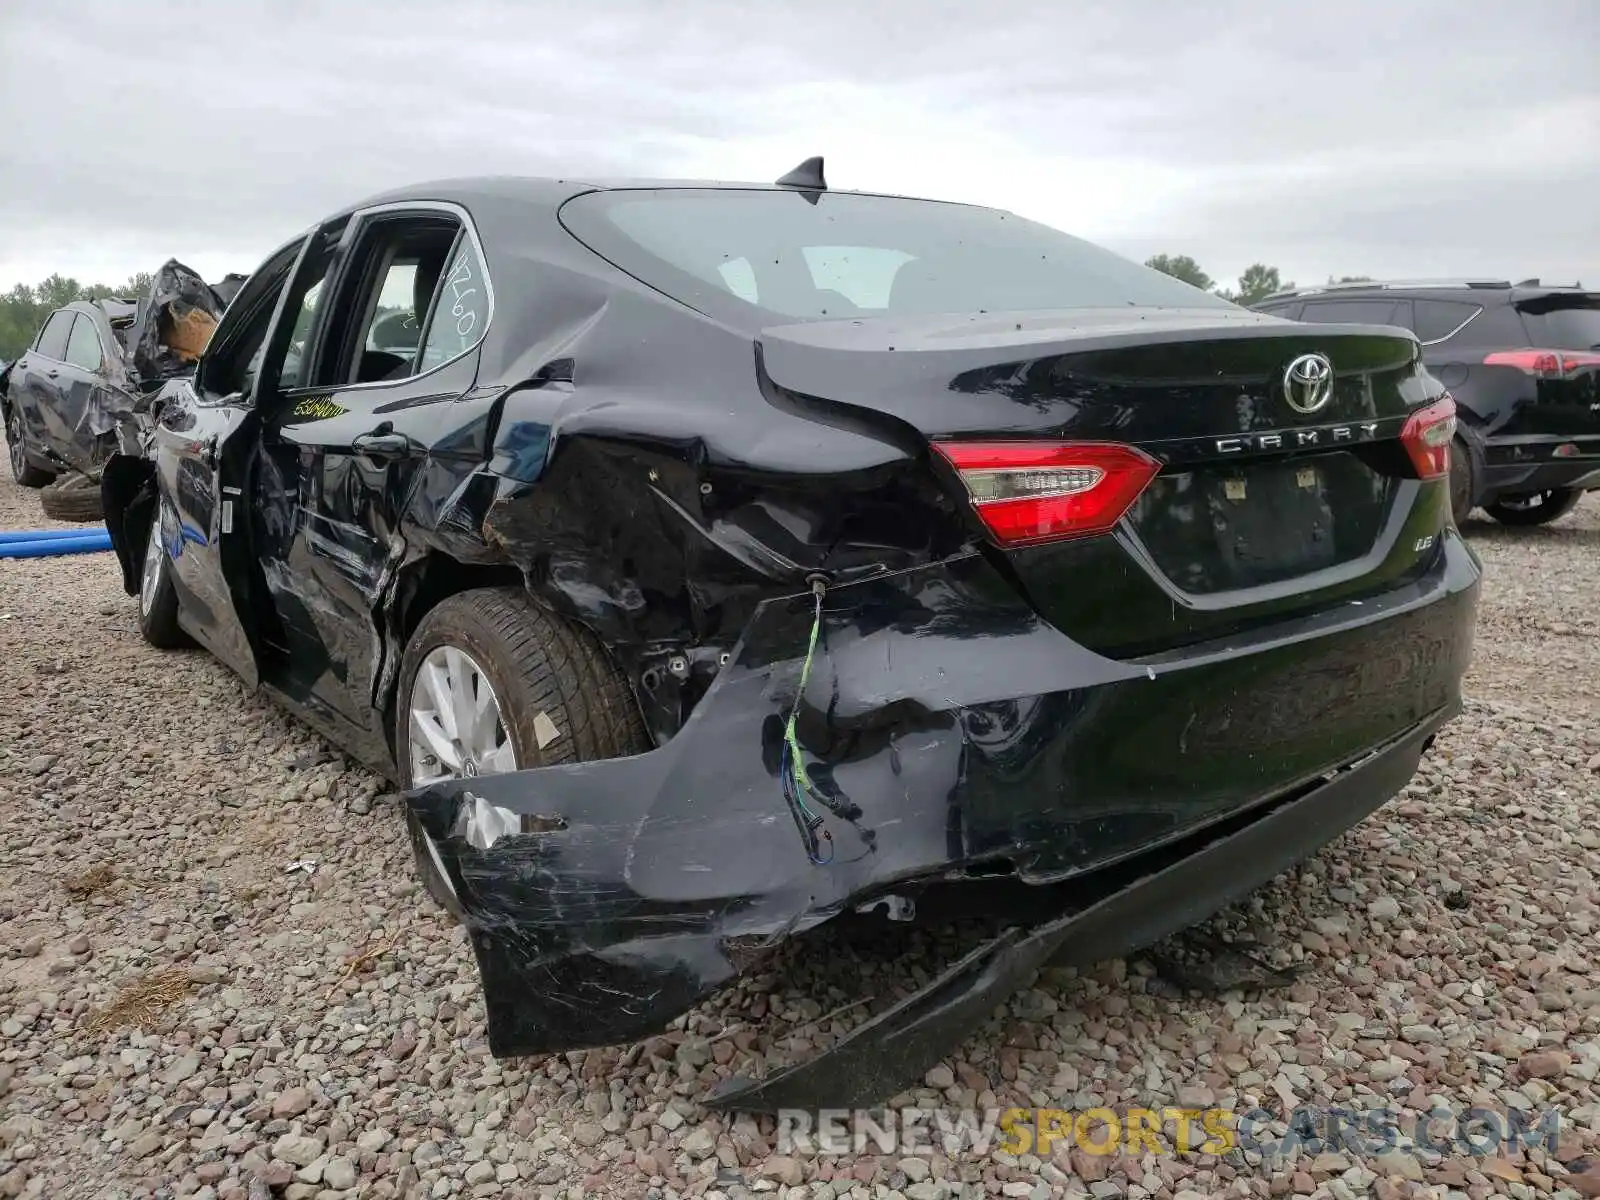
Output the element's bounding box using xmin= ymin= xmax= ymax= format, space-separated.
xmin=783 ymin=587 xmax=826 ymax=809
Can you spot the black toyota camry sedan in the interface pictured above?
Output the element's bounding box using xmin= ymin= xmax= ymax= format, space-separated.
xmin=100 ymin=160 xmax=1480 ymax=1108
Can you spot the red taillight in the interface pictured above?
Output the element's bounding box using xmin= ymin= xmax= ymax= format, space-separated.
xmin=931 ymin=441 xmax=1160 ymax=546
xmin=1399 ymin=395 xmax=1457 ymax=480
xmin=1484 ymin=349 xmax=1600 ymax=377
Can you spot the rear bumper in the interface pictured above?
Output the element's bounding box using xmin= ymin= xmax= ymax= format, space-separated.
xmin=1481 ymin=433 xmax=1600 ymax=498
xmin=405 ymin=532 xmax=1480 ymax=1093
xmin=705 ymin=710 xmax=1451 ymax=1111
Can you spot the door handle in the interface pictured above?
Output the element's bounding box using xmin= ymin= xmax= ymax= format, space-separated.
xmin=351 ymin=430 xmax=412 ymax=460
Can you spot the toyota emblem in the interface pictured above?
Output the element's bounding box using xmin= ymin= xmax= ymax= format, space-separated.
xmin=1283 ymin=353 xmax=1335 ymax=414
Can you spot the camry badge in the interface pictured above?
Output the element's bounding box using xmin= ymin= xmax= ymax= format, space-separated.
xmin=1283 ymin=352 xmax=1335 ymax=414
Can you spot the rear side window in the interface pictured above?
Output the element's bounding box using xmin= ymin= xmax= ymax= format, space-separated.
xmin=416 ymin=231 xmax=491 ymax=372
xmin=1256 ymin=301 xmax=1302 ymax=320
xmin=34 ymin=310 xmax=74 ymax=360
xmin=65 ymin=315 xmax=105 ymax=371
xmin=1410 ymin=300 xmax=1482 ymax=343
xmin=1517 ymin=295 xmax=1600 ymax=350
xmin=561 ymin=189 xmax=1236 ymax=326
xmin=1298 ymin=299 xmax=1402 ymax=326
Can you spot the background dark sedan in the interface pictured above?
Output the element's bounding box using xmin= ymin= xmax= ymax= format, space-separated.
xmin=3 ymin=297 xmax=138 ymax=488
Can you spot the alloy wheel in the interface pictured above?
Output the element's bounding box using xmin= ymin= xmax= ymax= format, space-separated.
xmin=407 ymin=645 xmax=517 ymax=787
xmin=140 ymin=507 xmax=166 ymax=617
xmin=5 ymin=408 xmax=22 ymax=479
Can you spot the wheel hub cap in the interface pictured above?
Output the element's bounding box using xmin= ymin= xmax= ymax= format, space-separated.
xmin=408 ymin=645 xmax=515 ymax=787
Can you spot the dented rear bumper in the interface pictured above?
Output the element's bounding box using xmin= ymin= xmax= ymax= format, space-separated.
xmin=404 ymin=536 xmax=1479 ymax=1103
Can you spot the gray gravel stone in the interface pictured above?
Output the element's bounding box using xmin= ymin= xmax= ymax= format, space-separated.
xmin=272 ymin=1134 xmax=325 ymax=1168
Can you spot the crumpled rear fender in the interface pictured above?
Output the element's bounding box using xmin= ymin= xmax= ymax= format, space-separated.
xmin=406 ymin=548 xmax=1137 ymax=1050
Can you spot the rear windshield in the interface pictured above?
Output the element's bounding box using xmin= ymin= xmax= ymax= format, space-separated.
xmin=560 ymin=189 xmax=1235 ymax=325
xmin=1517 ymin=295 xmax=1600 ymax=350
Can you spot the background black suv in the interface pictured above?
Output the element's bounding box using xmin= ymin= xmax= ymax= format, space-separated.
xmin=1254 ymin=280 xmax=1600 ymax=526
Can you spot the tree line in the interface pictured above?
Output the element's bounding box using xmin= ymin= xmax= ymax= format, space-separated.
xmin=1144 ymin=255 xmax=1372 ymax=304
xmin=0 ymin=273 xmax=155 ymax=362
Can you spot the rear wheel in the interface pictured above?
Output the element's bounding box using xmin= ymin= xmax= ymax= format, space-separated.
xmin=38 ymin=476 xmax=104 ymax=521
xmin=396 ymin=586 xmax=650 ymax=911
xmin=138 ymin=500 xmax=189 ymax=649
xmin=1483 ymin=488 xmax=1583 ymax=526
xmin=5 ymin=405 xmax=55 ymax=488
xmin=1447 ymin=436 xmax=1475 ymax=527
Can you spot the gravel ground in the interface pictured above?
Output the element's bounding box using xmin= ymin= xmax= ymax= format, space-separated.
xmin=1 ymin=458 xmax=1598 ymax=1200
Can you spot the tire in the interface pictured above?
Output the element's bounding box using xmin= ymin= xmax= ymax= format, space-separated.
xmin=39 ymin=476 xmax=105 ymax=522
xmin=1483 ymin=488 xmax=1583 ymax=527
xmin=396 ymin=586 xmax=650 ymax=911
xmin=137 ymin=499 xmax=189 ymax=649
xmin=1447 ymin=435 xmax=1475 ymax=527
xmin=5 ymin=405 xmax=55 ymax=488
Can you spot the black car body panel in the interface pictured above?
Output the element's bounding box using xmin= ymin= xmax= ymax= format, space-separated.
xmin=1254 ymin=282 xmax=1600 ymax=507
xmin=97 ymin=174 xmax=1481 ymax=1106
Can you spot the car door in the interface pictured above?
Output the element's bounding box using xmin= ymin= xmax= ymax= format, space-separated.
xmin=53 ymin=312 xmax=122 ymax=474
xmin=11 ymin=309 xmax=75 ymax=456
xmin=247 ymin=205 xmax=495 ymax=742
xmin=146 ymin=235 xmax=314 ymax=687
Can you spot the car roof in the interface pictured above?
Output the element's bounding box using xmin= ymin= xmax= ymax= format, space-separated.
xmin=337 ymin=174 xmax=989 ymax=221
xmin=1255 ymin=279 xmax=1591 ymax=307
xmin=62 ymin=298 xmax=137 ymax=326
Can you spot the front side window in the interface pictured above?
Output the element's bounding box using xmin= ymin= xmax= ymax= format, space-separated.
xmin=281 ymin=277 xmax=327 ymax=390
xmin=34 ymin=310 xmax=74 ymax=360
xmin=560 ymin=189 xmax=1236 ymax=327
xmin=199 ymin=239 xmax=302 ymax=400
xmin=264 ymin=225 xmax=347 ymax=393
xmin=64 ymin=314 xmax=105 ymax=371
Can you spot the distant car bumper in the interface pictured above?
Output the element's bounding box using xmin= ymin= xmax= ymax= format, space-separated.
xmin=1482 ymin=433 xmax=1600 ymax=497
xmin=405 ymin=534 xmax=1479 ymax=1105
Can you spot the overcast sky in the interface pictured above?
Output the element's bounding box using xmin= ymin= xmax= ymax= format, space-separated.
xmin=1 ymin=0 xmax=1595 ymax=295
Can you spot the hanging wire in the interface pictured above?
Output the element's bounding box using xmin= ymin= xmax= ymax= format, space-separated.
xmin=780 ymin=578 xmax=834 ymax=865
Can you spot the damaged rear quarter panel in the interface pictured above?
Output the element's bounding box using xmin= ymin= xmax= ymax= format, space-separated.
xmin=435 ymin=260 xmax=967 ymax=747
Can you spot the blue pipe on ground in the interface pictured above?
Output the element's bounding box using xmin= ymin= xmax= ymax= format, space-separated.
xmin=0 ymin=529 xmax=113 ymax=558
xmin=0 ymin=527 xmax=108 ymax=545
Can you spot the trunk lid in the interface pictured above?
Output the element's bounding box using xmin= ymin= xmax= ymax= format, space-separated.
xmin=758 ymin=308 xmax=1446 ymax=655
